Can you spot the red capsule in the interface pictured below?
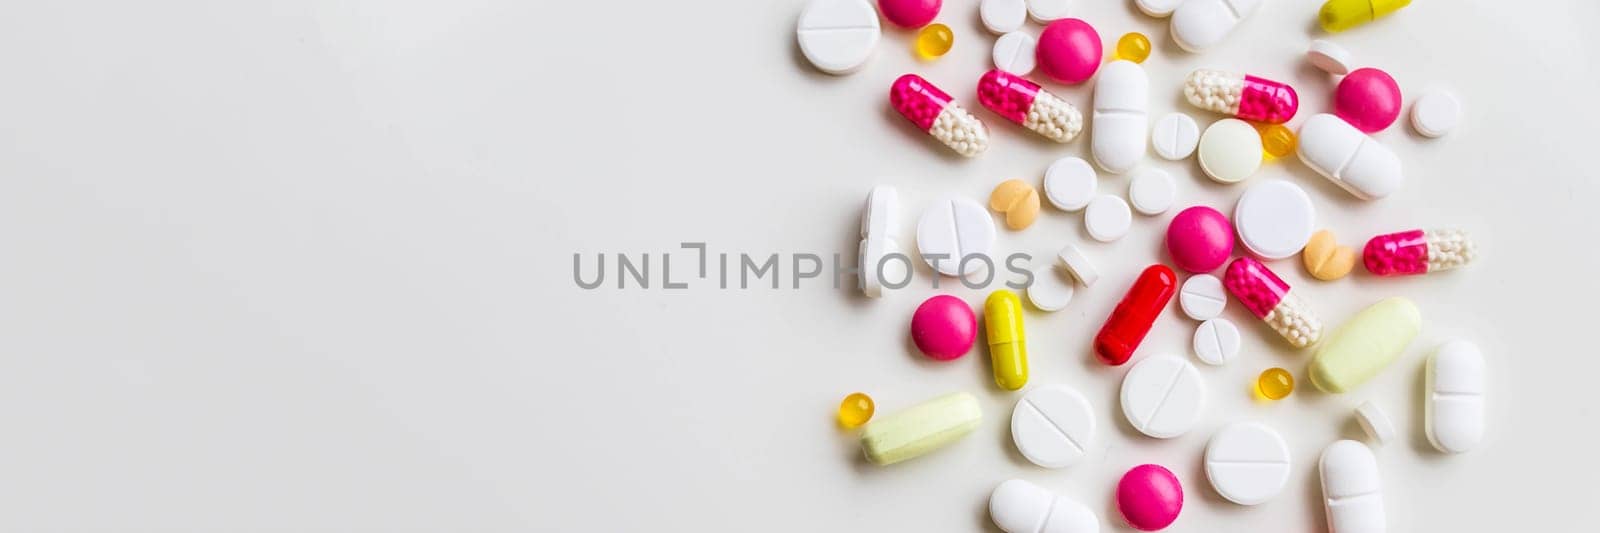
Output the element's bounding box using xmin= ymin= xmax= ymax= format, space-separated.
xmin=1094 ymin=264 xmax=1177 ymax=365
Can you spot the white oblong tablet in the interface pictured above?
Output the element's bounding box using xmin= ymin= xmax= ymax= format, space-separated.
xmin=1027 ymin=263 xmax=1076 ymax=312
xmin=1355 ymin=401 xmax=1396 ymax=446
xmin=1043 ymin=157 xmax=1097 ymax=212
xmin=1179 ymin=274 xmax=1227 ymax=320
xmin=1084 ymin=195 xmax=1131 ymax=243
xmin=795 ymin=0 xmax=881 ymax=75
xmin=1411 ymin=91 xmax=1462 ymax=138
xmin=1056 ymin=244 xmax=1098 ymax=287
xmin=1135 ymin=0 xmax=1183 ymax=17
xmin=1427 ymin=340 xmax=1485 ymax=454
xmin=917 ymin=196 xmax=997 ymax=277
xmin=992 ymin=32 xmax=1039 ymax=77
xmin=1151 ymin=113 xmax=1200 ymax=160
xmin=982 ymin=0 xmax=1028 ymax=34
xmin=1128 ymin=168 xmax=1176 ymax=216
xmin=1193 ymin=318 xmax=1240 ymax=365
xmin=1170 ymin=0 xmax=1262 ymax=52
xmin=1308 ymin=40 xmax=1353 ymax=75
xmin=1319 ymin=440 xmax=1386 ymax=533
xmin=1205 ymin=422 xmax=1290 ymax=505
xmin=1198 ymin=118 xmax=1262 ymax=183
xmin=1091 ymin=61 xmax=1148 ymax=174
xmin=859 ymin=186 xmax=902 ymax=298
xmin=990 ymin=479 xmax=1101 ymax=533
xmin=1234 ymin=180 xmax=1315 ymax=260
xmin=1012 ymin=385 xmax=1096 ymax=468
xmin=1026 ymin=0 xmax=1071 ymax=23
xmin=1297 ymin=113 xmax=1404 ymax=200
xmin=1120 ymin=354 xmax=1206 ymax=439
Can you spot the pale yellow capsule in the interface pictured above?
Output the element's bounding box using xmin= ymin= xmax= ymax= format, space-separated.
xmin=859 ymin=392 xmax=982 ymax=465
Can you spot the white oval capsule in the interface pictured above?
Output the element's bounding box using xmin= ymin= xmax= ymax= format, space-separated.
xmin=989 ymin=479 xmax=1100 ymax=533
xmin=1427 ymin=340 xmax=1485 ymax=454
xmin=1297 ymin=113 xmax=1403 ymax=200
xmin=1319 ymin=440 xmax=1386 ymax=533
xmin=1091 ymin=61 xmax=1148 ymax=174
xmin=1170 ymin=0 xmax=1262 ymax=52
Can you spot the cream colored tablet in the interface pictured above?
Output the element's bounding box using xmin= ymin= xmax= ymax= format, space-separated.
xmin=859 ymin=392 xmax=983 ymax=465
xmin=1198 ymin=118 xmax=1262 ymax=183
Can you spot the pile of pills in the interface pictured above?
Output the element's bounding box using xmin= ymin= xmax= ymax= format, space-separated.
xmin=801 ymin=0 xmax=1483 ymax=530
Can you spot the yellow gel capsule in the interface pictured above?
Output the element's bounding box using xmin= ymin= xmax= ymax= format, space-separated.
xmin=859 ymin=392 xmax=982 ymax=465
xmin=837 ymin=392 xmax=875 ymax=428
xmin=914 ymin=23 xmax=954 ymax=59
xmin=1319 ymin=0 xmax=1411 ymax=33
xmin=1115 ymin=32 xmax=1151 ymax=64
xmin=984 ymin=290 xmax=1028 ymax=391
xmin=1311 ymin=297 xmax=1421 ymax=393
xmin=1258 ymin=123 xmax=1297 ymax=159
xmin=1257 ymin=368 xmax=1294 ymax=400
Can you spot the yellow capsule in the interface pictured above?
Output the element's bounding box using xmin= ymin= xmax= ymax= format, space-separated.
xmin=1115 ymin=32 xmax=1151 ymax=64
xmin=984 ymin=290 xmax=1028 ymax=391
xmin=837 ymin=392 xmax=875 ymax=428
xmin=1257 ymin=368 xmax=1294 ymax=400
xmin=1258 ymin=123 xmax=1297 ymax=159
xmin=1319 ymin=0 xmax=1411 ymax=33
xmin=914 ymin=23 xmax=954 ymax=59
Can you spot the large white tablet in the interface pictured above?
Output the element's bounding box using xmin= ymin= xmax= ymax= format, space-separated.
xmin=917 ymin=197 xmax=996 ymax=277
xmin=1205 ymin=422 xmax=1290 ymax=505
xmin=795 ymin=0 xmax=881 ymax=75
xmin=1120 ymin=354 xmax=1205 ymax=438
xmin=1011 ymin=385 xmax=1095 ymax=468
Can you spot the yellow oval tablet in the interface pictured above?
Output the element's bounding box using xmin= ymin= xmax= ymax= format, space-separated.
xmin=985 ymin=290 xmax=1028 ymax=391
xmin=859 ymin=392 xmax=982 ymax=465
xmin=1309 ymin=297 xmax=1421 ymax=393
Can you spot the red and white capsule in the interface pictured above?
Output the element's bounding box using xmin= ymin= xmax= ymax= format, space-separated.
xmin=1223 ymin=257 xmax=1322 ymax=348
xmin=975 ymin=69 xmax=1083 ymax=143
xmin=1363 ymin=229 xmax=1476 ymax=276
xmin=1183 ymin=69 xmax=1299 ymax=124
xmin=890 ymin=74 xmax=989 ymax=157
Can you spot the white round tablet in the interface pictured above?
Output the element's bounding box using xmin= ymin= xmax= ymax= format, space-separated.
xmin=916 ymin=196 xmax=997 ymax=277
xmin=1042 ymin=157 xmax=1097 ymax=211
xmin=1026 ymin=263 xmax=1075 ymax=312
xmin=795 ymin=0 xmax=881 ymax=75
xmin=992 ymin=31 xmax=1038 ymax=76
xmin=1026 ymin=0 xmax=1071 ymax=23
xmin=1411 ymin=91 xmax=1462 ymax=138
xmin=1198 ymin=118 xmax=1263 ymax=183
xmin=1204 ymin=422 xmax=1291 ymax=505
xmin=1120 ymin=354 xmax=1206 ymax=439
xmin=1135 ymin=0 xmax=1183 ymax=17
xmin=981 ymin=0 xmax=1028 ymax=35
xmin=1192 ymin=318 xmax=1240 ymax=365
xmin=1084 ymin=195 xmax=1131 ymax=243
xmin=1152 ymin=113 xmax=1200 ymax=160
xmin=1307 ymin=40 xmax=1353 ymax=75
xmin=1179 ymin=274 xmax=1227 ymax=320
xmin=1128 ymin=168 xmax=1176 ymax=216
xmin=1234 ymin=180 xmax=1315 ymax=260
xmin=1011 ymin=385 xmax=1095 ymax=468
xmin=1055 ymin=244 xmax=1098 ymax=287
xmin=1355 ymin=401 xmax=1396 ymax=445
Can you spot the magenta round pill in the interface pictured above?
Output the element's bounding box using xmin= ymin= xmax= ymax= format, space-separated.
xmin=1116 ymin=464 xmax=1183 ymax=531
xmin=910 ymin=294 xmax=976 ymax=360
xmin=1166 ymin=206 xmax=1235 ymax=273
xmin=1334 ymin=67 xmax=1402 ymax=133
xmin=1035 ymin=18 xmax=1102 ymax=85
xmin=878 ymin=0 xmax=941 ymax=29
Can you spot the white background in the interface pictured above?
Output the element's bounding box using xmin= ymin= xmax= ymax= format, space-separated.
xmin=0 ymin=0 xmax=1597 ymax=531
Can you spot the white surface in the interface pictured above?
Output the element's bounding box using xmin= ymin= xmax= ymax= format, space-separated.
xmin=1055 ymin=244 xmax=1098 ymax=287
xmin=0 ymin=1 xmax=1597 ymax=531
xmin=795 ymin=0 xmax=880 ymax=74
xmin=916 ymin=196 xmax=996 ymax=276
xmin=1204 ymin=422 xmax=1291 ymax=505
xmin=1193 ymin=318 xmax=1241 ymax=365
xmin=1151 ymin=112 xmax=1200 ymax=160
xmin=1356 ymin=401 xmax=1397 ymax=446
xmin=1083 ymin=195 xmax=1132 ymax=242
xmin=1025 ymin=0 xmax=1071 ymax=23
xmin=1411 ymin=90 xmax=1463 ymax=138
xmin=1011 ymin=385 xmax=1095 ymax=468
xmin=1026 ymin=262 xmax=1075 ymax=311
xmin=1426 ymin=340 xmax=1485 ymax=454
xmin=1042 ymin=156 xmax=1096 ymax=211
xmin=1198 ymin=118 xmax=1263 ymax=183
xmin=1309 ymin=39 xmax=1354 ymax=75
xmin=1170 ymin=0 xmax=1262 ymax=52
xmin=1134 ymin=0 xmax=1182 ymax=18
xmin=1119 ymin=354 xmax=1206 ymax=439
xmin=1128 ymin=168 xmax=1176 ymax=215
xmin=1234 ymin=179 xmax=1316 ymax=259
xmin=1179 ymin=274 xmax=1227 ymax=320
xmin=989 ymin=479 xmax=1100 ymax=533
xmin=992 ymin=31 xmax=1038 ymax=75
xmin=1319 ymin=440 xmax=1386 ymax=533
xmin=1090 ymin=60 xmax=1148 ymax=174
xmin=1297 ymin=113 xmax=1404 ymax=200
xmin=981 ymin=0 xmax=1028 ymax=35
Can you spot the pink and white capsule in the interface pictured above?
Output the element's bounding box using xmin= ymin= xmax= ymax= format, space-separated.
xmin=1364 ymin=229 xmax=1476 ymax=277
xmin=1184 ymin=69 xmax=1299 ymax=124
xmin=890 ymin=74 xmax=990 ymax=157
xmin=976 ymin=69 xmax=1083 ymax=143
xmin=1223 ymin=257 xmax=1322 ymax=348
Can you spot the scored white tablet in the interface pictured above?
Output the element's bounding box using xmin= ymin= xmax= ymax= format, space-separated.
xmin=993 ymin=32 xmax=1038 ymax=76
xmin=1180 ymin=274 xmax=1227 ymax=320
xmin=981 ymin=0 xmax=1027 ymax=34
xmin=1011 ymin=385 xmax=1095 ymax=468
xmin=795 ymin=0 xmax=881 ymax=75
xmin=1205 ymin=422 xmax=1290 ymax=505
xmin=989 ymin=479 xmax=1100 ymax=533
xmin=1120 ymin=354 xmax=1206 ymax=438
xmin=859 ymin=186 xmax=905 ymax=298
xmin=1319 ymin=440 xmax=1386 ymax=533
xmin=1234 ymin=180 xmax=1315 ymax=260
xmin=1152 ymin=113 xmax=1200 ymax=160
xmin=1427 ymin=340 xmax=1485 ymax=454
xmin=1193 ymin=318 xmax=1240 ymax=365
xmin=917 ymin=196 xmax=997 ymax=277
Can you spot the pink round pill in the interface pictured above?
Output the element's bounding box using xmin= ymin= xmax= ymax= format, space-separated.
xmin=1035 ymin=18 xmax=1102 ymax=85
xmin=910 ymin=294 xmax=976 ymax=360
xmin=1334 ymin=68 xmax=1402 ymax=133
xmin=1116 ymin=464 xmax=1183 ymax=531
xmin=878 ymin=0 xmax=941 ymax=29
xmin=1166 ymin=206 xmax=1235 ymax=273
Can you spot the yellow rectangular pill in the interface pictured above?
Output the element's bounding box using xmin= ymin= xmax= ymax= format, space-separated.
xmin=859 ymin=392 xmax=982 ymax=465
xmin=1310 ymin=297 xmax=1421 ymax=393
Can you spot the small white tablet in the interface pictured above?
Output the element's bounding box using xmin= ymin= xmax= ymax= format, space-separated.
xmin=1151 ymin=113 xmax=1200 ymax=160
xmin=1135 ymin=0 xmax=1183 ymax=18
xmin=981 ymin=0 xmax=1028 ymax=35
xmin=1027 ymin=263 xmax=1076 ymax=312
xmin=1205 ymin=422 xmax=1290 ymax=505
xmin=1026 ymin=0 xmax=1071 ymax=23
xmin=1193 ymin=318 xmax=1240 ymax=366
xmin=1043 ymin=157 xmax=1097 ymax=211
xmin=859 ymin=186 xmax=904 ymax=298
xmin=1179 ymin=274 xmax=1227 ymax=320
xmin=1355 ymin=401 xmax=1396 ymax=445
xmin=1234 ymin=180 xmax=1315 ymax=260
xmin=1084 ymin=195 xmax=1132 ymax=243
xmin=1120 ymin=354 xmax=1205 ymax=439
xmin=1011 ymin=385 xmax=1095 ymax=468
xmin=795 ymin=0 xmax=881 ymax=75
xmin=1128 ymin=168 xmax=1176 ymax=215
xmin=992 ymin=31 xmax=1038 ymax=76
xmin=1056 ymin=244 xmax=1098 ymax=287
xmin=1411 ymin=91 xmax=1462 ymax=138
xmin=1307 ymin=40 xmax=1353 ymax=75
xmin=1198 ymin=118 xmax=1262 ymax=183
xmin=916 ymin=197 xmax=997 ymax=277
